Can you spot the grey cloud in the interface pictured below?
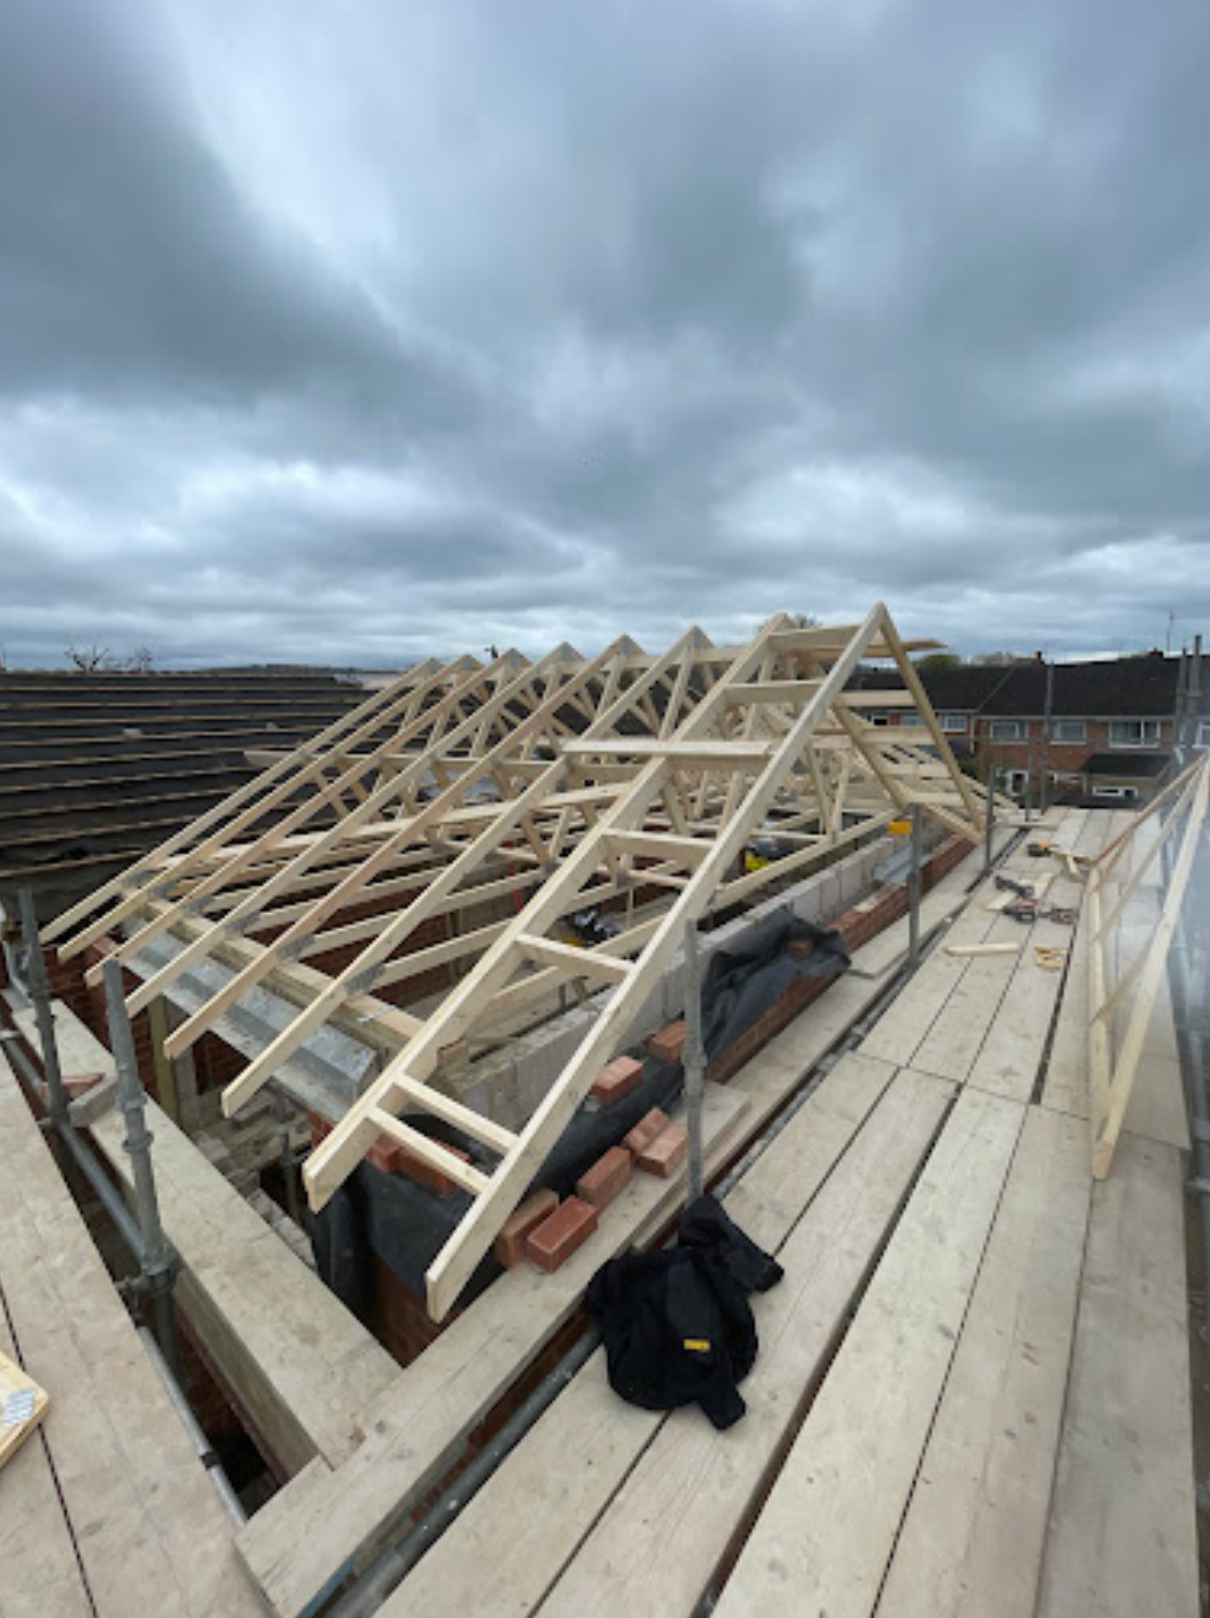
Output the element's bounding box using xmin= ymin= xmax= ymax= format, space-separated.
xmin=0 ymin=1 xmax=476 ymax=431
xmin=2 ymin=0 xmax=1209 ymax=671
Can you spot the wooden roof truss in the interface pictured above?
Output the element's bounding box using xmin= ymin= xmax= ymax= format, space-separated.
xmin=46 ymin=605 xmax=985 ymax=1319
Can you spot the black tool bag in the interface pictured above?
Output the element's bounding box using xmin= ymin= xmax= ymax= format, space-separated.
xmin=585 ymin=1194 xmax=783 ymax=1430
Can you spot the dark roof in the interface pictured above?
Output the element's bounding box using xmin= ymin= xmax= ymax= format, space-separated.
xmin=853 ymin=653 xmax=1210 ymax=718
xmin=0 ymin=670 xmax=369 ymax=896
xmin=1083 ymin=751 xmax=1172 ymax=779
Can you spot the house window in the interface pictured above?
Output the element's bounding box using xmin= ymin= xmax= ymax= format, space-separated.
xmin=1108 ymin=719 xmax=1160 ymax=748
xmin=938 ymin=713 xmax=966 ymax=733
xmin=1051 ymin=720 xmax=1086 ymax=743
xmin=1196 ymin=721 xmax=1210 ymax=750
xmin=1001 ymin=769 xmax=1029 ymax=797
xmin=1092 ymin=784 xmax=1139 ymax=800
xmin=988 ymin=720 xmax=1023 ymax=741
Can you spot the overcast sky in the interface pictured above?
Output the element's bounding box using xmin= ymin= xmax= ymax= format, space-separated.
xmin=2 ymin=1 xmax=1208 ymax=669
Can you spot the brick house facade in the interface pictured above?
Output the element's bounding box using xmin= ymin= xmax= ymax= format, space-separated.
xmin=852 ymin=650 xmax=1208 ymax=804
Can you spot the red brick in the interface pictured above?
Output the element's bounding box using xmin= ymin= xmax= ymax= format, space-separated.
xmin=396 ymin=1140 xmax=472 ymax=1197
xmin=589 ymin=1055 xmax=644 ymax=1107
xmin=367 ymin=1134 xmax=402 ymax=1174
xmin=623 ymin=1107 xmax=671 ymax=1159
xmin=635 ymin=1121 xmax=688 ymax=1178
xmin=576 ymin=1146 xmax=632 ymax=1211
xmin=61 ymin=1070 xmax=105 ymax=1099
xmin=649 ymin=1020 xmax=687 ymax=1064
xmin=494 ymin=1189 xmax=560 ymax=1268
xmin=525 ymin=1197 xmax=599 ymax=1273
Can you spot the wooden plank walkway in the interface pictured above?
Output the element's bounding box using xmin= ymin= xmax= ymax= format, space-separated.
xmin=234 ymin=828 xmax=1001 ymax=1616
xmin=0 ymin=1055 xmax=263 ymax=1618
xmin=0 ymin=1300 xmax=94 ymax=1618
xmin=714 ymin=1085 xmax=1025 ymax=1618
xmin=395 ymin=1058 xmax=952 ymax=1618
xmin=876 ymin=1104 xmax=1091 ymax=1618
xmin=1035 ymin=1130 xmax=1197 ymax=1617
xmin=328 ymin=806 xmax=1199 ymax=1618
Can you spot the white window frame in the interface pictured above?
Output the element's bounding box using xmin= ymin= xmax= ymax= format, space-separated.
xmin=1108 ymin=719 xmax=1160 ymax=748
xmin=988 ymin=720 xmax=1023 ymax=741
xmin=1091 ymin=784 xmax=1139 ymax=800
xmin=1050 ymin=719 xmax=1086 ymax=743
xmin=938 ymin=713 xmax=966 ymax=733
xmin=1001 ymin=768 xmax=1029 ymax=797
xmin=1196 ymin=720 xmax=1210 ymax=750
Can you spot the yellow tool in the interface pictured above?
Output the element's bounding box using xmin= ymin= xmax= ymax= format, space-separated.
xmin=1035 ymin=946 xmax=1067 ymax=971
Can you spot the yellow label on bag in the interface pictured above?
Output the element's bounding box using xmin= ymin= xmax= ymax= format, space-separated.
xmin=683 ymin=1338 xmax=711 ymax=1353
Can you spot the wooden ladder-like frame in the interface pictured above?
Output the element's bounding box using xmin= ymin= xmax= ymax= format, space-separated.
xmin=301 ymin=604 xmax=984 ymax=1319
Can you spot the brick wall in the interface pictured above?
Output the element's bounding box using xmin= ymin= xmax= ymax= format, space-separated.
xmin=28 ymin=878 xmax=464 ymax=1107
xmin=369 ymin=1257 xmax=452 ymax=1367
xmin=254 ymin=884 xmax=456 ymax=1012
xmin=968 ymin=719 xmax=1169 ymax=775
xmin=706 ymin=831 xmax=971 ymax=1085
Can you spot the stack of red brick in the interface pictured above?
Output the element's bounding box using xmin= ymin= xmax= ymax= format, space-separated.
xmin=493 ymin=1048 xmax=689 ymax=1276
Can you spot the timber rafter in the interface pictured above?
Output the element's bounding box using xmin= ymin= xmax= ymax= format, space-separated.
xmin=48 ymin=607 xmax=986 ymax=1318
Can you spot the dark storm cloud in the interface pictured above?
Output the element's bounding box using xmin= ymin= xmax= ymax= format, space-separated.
xmin=2 ymin=0 xmax=1209 ymax=671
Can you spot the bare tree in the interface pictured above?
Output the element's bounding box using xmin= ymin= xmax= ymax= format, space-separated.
xmin=66 ymin=644 xmax=115 ymax=672
xmin=65 ymin=645 xmax=156 ymax=672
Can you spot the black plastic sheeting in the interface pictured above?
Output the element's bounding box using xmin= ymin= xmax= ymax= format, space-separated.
xmin=310 ymin=908 xmax=849 ymax=1313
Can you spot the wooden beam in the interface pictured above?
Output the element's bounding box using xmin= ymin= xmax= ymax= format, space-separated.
xmin=1091 ymin=761 xmax=1210 ymax=1177
xmin=369 ymin=1111 xmax=491 ymax=1195
xmin=515 ymin=935 xmax=633 ymax=985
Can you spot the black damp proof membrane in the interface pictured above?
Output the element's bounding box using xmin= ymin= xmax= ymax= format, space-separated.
xmin=309 ymin=910 xmax=849 ymax=1313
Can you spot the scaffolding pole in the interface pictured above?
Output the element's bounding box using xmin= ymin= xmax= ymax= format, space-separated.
xmin=682 ymin=919 xmax=707 ymax=1205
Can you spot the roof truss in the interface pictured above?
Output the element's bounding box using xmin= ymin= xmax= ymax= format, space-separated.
xmin=47 ymin=606 xmax=986 ymax=1318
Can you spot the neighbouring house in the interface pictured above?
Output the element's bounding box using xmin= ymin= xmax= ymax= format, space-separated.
xmin=850 ymin=649 xmax=1209 ymax=805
